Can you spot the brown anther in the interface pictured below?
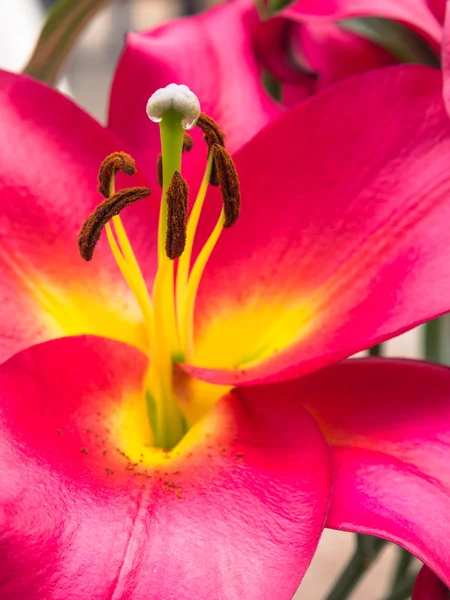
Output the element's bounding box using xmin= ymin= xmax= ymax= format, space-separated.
xmin=211 ymin=144 xmax=240 ymax=228
xmin=98 ymin=152 xmax=136 ymax=198
xmin=79 ymin=187 xmax=151 ymax=261
xmin=197 ymin=113 xmax=227 ymax=186
xmin=156 ymin=133 xmax=194 ymax=188
xmin=166 ymin=171 xmax=188 ymax=260
xmin=197 ymin=113 xmax=225 ymax=148
xmin=183 ymin=133 xmax=194 ymax=153
xmin=157 ymin=154 xmax=163 ymax=188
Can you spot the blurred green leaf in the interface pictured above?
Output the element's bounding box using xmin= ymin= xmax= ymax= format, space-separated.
xmin=424 ymin=314 xmax=450 ymax=364
xmin=340 ymin=17 xmax=440 ymax=67
xmin=24 ymin=0 xmax=111 ymax=85
xmin=262 ymin=69 xmax=282 ymax=101
xmin=268 ymin=0 xmax=291 ymax=13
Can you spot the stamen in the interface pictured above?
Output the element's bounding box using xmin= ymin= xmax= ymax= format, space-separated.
xmin=181 ymin=209 xmax=225 ymax=361
xmin=196 ymin=113 xmax=226 ymax=187
xmin=78 ymin=187 xmax=151 ymax=261
xmin=157 ymin=133 xmax=194 ymax=188
xmin=157 ymin=154 xmax=163 ymax=189
xmin=182 ymin=133 xmax=194 ymax=153
xmin=196 ymin=112 xmax=226 ymax=148
xmin=165 ymin=171 xmax=189 ymax=260
xmin=175 ymin=152 xmax=213 ymax=333
xmin=211 ymin=144 xmax=240 ymax=228
xmin=176 ymin=114 xmax=240 ymax=359
xmin=98 ymin=151 xmax=136 ymax=198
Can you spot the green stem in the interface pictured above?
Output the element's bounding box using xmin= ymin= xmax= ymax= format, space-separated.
xmin=424 ymin=318 xmax=442 ymax=363
xmin=423 ymin=315 xmax=450 ymax=365
xmin=383 ymin=573 xmax=416 ymax=600
xmin=324 ymin=535 xmax=386 ymax=600
xmin=24 ymin=0 xmax=110 ymax=85
xmin=389 ymin=548 xmax=414 ymax=594
xmin=369 ymin=343 xmax=383 ymax=357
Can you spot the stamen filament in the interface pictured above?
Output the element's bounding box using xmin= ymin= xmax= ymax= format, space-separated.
xmin=181 ymin=208 xmax=225 ymax=361
xmin=105 ymin=223 xmax=141 ymax=310
xmin=105 ymin=179 xmax=155 ymax=353
xmin=105 ymin=216 xmax=184 ymax=447
xmin=176 ymin=152 xmax=214 ymax=335
xmin=111 ymin=215 xmax=147 ymax=291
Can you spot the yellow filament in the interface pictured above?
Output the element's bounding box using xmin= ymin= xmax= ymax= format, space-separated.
xmin=181 ymin=208 xmax=225 ymax=361
xmin=111 ymin=214 xmax=146 ymax=289
xmin=105 ymin=177 xmax=155 ymax=355
xmin=105 ymin=217 xmax=165 ymax=441
xmin=176 ymin=152 xmax=213 ymax=334
xmin=150 ymin=259 xmax=187 ymax=448
xmin=105 ymin=222 xmax=154 ymax=348
xmin=151 ymin=263 xmax=174 ymax=375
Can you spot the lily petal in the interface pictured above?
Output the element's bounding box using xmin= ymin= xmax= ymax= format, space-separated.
xmin=254 ymin=11 xmax=396 ymax=98
xmin=258 ymin=0 xmax=442 ymax=56
xmin=427 ymin=0 xmax=446 ymax=23
xmin=0 ymin=69 xmax=158 ymax=361
xmin=294 ymin=20 xmax=396 ymax=89
xmin=442 ymin=2 xmax=450 ymax=116
xmin=0 ymin=335 xmax=331 ymax=599
xmin=288 ymin=358 xmax=450 ymax=586
xmin=413 ymin=566 xmax=449 ymax=599
xmin=255 ymin=0 xmax=441 ymax=105
xmin=108 ymin=0 xmax=281 ymax=172
xmin=183 ymin=65 xmax=450 ymax=386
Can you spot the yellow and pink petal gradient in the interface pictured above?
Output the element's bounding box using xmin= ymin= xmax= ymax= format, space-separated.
xmin=0 ymin=2 xmax=450 ymax=594
xmin=0 ymin=336 xmax=330 ymax=599
xmin=4 ymin=65 xmax=450 ymax=391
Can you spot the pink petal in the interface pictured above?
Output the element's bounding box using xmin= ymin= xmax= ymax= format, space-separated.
xmin=183 ymin=66 xmax=450 ymax=386
xmin=290 ymin=358 xmax=450 ymax=586
xmin=413 ymin=566 xmax=449 ymax=599
xmin=108 ymin=0 xmax=281 ymax=176
xmin=0 ymin=335 xmax=331 ymax=599
xmin=427 ymin=0 xmax=446 ymax=23
xmin=442 ymin=2 xmax=450 ymax=116
xmin=269 ymin=0 xmax=442 ymax=51
xmin=254 ymin=13 xmax=395 ymax=98
xmin=254 ymin=0 xmax=442 ymax=103
xmin=296 ymin=20 xmax=396 ymax=89
xmin=0 ymin=70 xmax=158 ymax=362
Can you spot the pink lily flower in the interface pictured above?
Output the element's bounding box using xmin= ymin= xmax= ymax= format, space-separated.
xmin=1 ymin=2 xmax=450 ymax=594
xmin=254 ymin=0 xmax=447 ymax=107
xmin=413 ymin=565 xmax=449 ymax=598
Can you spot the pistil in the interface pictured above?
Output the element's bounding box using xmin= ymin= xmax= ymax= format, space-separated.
xmin=79 ymin=84 xmax=240 ymax=450
xmin=149 ymin=106 xmax=191 ymax=448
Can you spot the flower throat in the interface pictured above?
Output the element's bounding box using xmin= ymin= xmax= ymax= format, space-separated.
xmin=78 ymin=84 xmax=240 ymax=450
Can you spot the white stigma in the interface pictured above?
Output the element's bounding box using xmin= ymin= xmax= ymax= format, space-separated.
xmin=146 ymin=83 xmax=200 ymax=130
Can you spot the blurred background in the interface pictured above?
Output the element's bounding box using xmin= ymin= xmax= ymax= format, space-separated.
xmin=0 ymin=1 xmax=424 ymax=598
xmin=0 ymin=0 xmax=223 ymax=121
